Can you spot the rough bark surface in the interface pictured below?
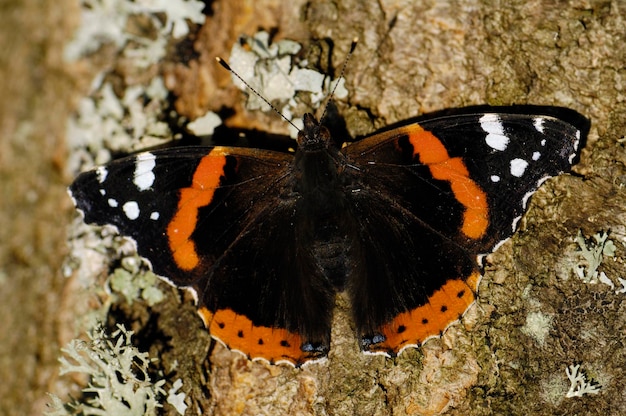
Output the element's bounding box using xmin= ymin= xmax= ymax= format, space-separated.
xmin=2 ymin=1 xmax=624 ymax=415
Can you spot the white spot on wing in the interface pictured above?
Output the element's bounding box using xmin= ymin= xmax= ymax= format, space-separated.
xmin=123 ymin=201 xmax=140 ymax=220
xmin=490 ymin=175 xmax=500 ymax=182
xmin=485 ymin=134 xmax=510 ymax=151
xmin=533 ymin=117 xmax=544 ymax=133
xmin=532 ymin=151 xmax=541 ymax=161
xmin=150 ymin=211 xmax=160 ymax=220
xmin=108 ymin=198 xmax=119 ymax=207
xmin=480 ymin=114 xmax=502 ymax=133
xmin=510 ymin=158 xmax=529 ymax=177
xmin=99 ymin=189 xmax=106 ymax=196
xmin=480 ymin=114 xmax=509 ymax=151
xmin=134 ymin=152 xmax=156 ymax=191
xmin=96 ymin=166 xmax=108 ymax=183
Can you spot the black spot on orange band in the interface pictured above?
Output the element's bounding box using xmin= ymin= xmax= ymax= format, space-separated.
xmin=367 ymin=271 xmax=481 ymax=355
xmin=198 ymin=307 xmax=315 ymax=366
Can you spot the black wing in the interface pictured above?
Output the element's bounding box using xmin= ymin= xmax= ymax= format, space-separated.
xmin=70 ymin=146 xmax=333 ymax=365
xmin=341 ymin=109 xmax=586 ymax=354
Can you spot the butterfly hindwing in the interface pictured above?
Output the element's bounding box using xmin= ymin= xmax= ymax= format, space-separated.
xmin=343 ymin=182 xmax=480 ymax=354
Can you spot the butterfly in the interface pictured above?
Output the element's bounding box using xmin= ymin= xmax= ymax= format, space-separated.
xmin=69 ymin=100 xmax=587 ymax=367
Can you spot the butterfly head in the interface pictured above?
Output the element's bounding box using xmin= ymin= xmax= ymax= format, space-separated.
xmin=297 ymin=113 xmax=331 ymax=152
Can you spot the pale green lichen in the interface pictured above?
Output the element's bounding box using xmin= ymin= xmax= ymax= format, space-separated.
xmin=65 ymin=0 xmax=206 ymax=175
xmin=187 ymin=111 xmax=222 ymax=136
xmin=108 ymin=258 xmax=165 ymax=307
xmin=539 ymin=372 xmax=567 ymax=407
xmin=66 ymin=77 xmax=173 ymax=175
xmin=58 ymin=2 xmax=203 ymax=414
xmin=64 ymin=0 xmax=205 ymax=63
xmin=166 ymin=379 xmax=188 ymax=415
xmin=520 ymin=311 xmax=554 ymax=347
xmin=573 ymin=230 xmax=616 ymax=285
xmin=227 ymin=31 xmax=348 ymax=138
xmin=565 ymin=363 xmax=601 ymax=398
xmin=46 ymin=325 xmax=166 ymax=416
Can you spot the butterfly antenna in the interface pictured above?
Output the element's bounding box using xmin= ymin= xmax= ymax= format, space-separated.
xmin=216 ymin=57 xmax=301 ymax=133
xmin=319 ymin=37 xmax=358 ymax=124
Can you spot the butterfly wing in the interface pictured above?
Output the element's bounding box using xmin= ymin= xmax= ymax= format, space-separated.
xmin=70 ymin=146 xmax=333 ymax=366
xmin=342 ymin=111 xmax=585 ymax=354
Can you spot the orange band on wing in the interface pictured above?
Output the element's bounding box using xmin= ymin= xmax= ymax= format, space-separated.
xmin=368 ymin=271 xmax=481 ymax=354
xmin=167 ymin=149 xmax=229 ymax=270
xmin=407 ymin=128 xmax=489 ymax=240
xmin=198 ymin=307 xmax=313 ymax=366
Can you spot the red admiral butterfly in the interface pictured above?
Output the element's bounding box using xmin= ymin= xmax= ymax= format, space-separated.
xmin=69 ymin=64 xmax=587 ymax=367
